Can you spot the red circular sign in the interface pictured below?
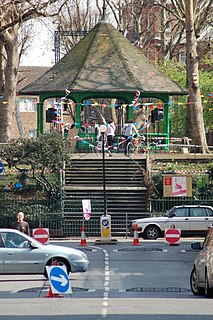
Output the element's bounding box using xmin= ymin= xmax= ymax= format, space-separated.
xmin=33 ymin=228 xmax=49 ymax=244
xmin=164 ymin=228 xmax=181 ymax=244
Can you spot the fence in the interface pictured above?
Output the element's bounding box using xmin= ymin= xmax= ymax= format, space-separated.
xmin=151 ymin=197 xmax=213 ymax=213
xmin=1 ymin=197 xmax=213 ymax=238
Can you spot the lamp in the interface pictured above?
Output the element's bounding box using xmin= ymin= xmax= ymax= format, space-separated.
xmin=99 ymin=124 xmax=107 ymax=217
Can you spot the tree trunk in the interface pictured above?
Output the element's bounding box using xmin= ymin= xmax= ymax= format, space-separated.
xmin=185 ymin=1 xmax=209 ymax=153
xmin=0 ymin=25 xmax=19 ymax=143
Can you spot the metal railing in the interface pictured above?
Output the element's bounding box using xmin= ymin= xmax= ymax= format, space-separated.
xmin=1 ymin=197 xmax=213 ymax=238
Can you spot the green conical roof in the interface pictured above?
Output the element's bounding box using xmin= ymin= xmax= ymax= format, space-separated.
xmin=21 ymin=22 xmax=186 ymax=95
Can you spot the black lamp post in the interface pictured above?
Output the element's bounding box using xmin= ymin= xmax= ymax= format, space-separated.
xmin=99 ymin=124 xmax=107 ymax=217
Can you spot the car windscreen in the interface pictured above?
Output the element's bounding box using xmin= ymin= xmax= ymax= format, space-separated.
xmin=164 ymin=208 xmax=176 ymax=217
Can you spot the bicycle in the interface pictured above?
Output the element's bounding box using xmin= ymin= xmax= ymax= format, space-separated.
xmin=126 ymin=135 xmax=146 ymax=157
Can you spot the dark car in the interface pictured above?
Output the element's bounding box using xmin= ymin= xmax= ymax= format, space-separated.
xmin=190 ymin=228 xmax=213 ymax=297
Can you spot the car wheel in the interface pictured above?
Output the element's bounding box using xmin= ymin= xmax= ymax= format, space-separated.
xmin=44 ymin=258 xmax=71 ymax=278
xmin=205 ymin=273 xmax=213 ymax=298
xmin=190 ymin=267 xmax=204 ymax=296
xmin=143 ymin=225 xmax=161 ymax=240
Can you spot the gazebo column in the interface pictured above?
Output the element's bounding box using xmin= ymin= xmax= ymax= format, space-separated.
xmin=37 ymin=102 xmax=44 ymax=135
xmin=74 ymin=94 xmax=81 ymax=128
xmin=163 ymin=95 xmax=170 ymax=149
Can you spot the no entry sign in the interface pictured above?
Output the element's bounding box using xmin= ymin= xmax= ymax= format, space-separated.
xmin=164 ymin=226 xmax=181 ymax=245
xmin=33 ymin=227 xmax=49 ymax=244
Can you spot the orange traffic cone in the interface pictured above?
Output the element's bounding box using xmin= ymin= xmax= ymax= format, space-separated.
xmin=44 ymin=260 xmax=64 ymax=298
xmin=131 ymin=224 xmax=141 ymax=246
xmin=45 ymin=286 xmax=64 ymax=298
xmin=79 ymin=226 xmax=88 ymax=246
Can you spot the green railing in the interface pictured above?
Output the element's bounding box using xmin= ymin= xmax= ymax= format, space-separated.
xmin=0 ymin=198 xmax=62 ymax=229
xmin=1 ymin=196 xmax=213 ymax=237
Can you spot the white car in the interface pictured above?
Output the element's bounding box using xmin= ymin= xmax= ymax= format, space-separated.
xmin=130 ymin=205 xmax=213 ymax=240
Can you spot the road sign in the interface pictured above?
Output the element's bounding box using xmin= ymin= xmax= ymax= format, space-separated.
xmin=33 ymin=227 xmax=49 ymax=244
xmin=0 ymin=162 xmax=4 ymax=174
xmin=164 ymin=226 xmax=181 ymax=245
xmin=46 ymin=265 xmax=72 ymax=294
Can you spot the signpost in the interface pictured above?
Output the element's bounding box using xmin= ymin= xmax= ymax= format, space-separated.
xmin=33 ymin=227 xmax=49 ymax=244
xmin=164 ymin=226 xmax=181 ymax=245
xmin=46 ymin=265 xmax=72 ymax=295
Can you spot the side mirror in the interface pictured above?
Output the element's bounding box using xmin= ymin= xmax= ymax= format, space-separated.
xmin=169 ymin=213 xmax=176 ymax=218
xmin=191 ymin=242 xmax=202 ymax=250
xmin=30 ymin=242 xmax=39 ymax=249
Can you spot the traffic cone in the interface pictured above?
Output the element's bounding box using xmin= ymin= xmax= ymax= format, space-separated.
xmin=45 ymin=286 xmax=64 ymax=298
xmin=131 ymin=224 xmax=141 ymax=246
xmin=44 ymin=260 xmax=64 ymax=298
xmin=79 ymin=226 xmax=88 ymax=246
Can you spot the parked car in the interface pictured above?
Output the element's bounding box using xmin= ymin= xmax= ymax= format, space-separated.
xmin=0 ymin=229 xmax=89 ymax=276
xmin=130 ymin=205 xmax=213 ymax=240
xmin=190 ymin=228 xmax=213 ymax=297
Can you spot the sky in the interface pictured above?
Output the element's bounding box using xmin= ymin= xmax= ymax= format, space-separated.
xmin=19 ymin=1 xmax=113 ymax=67
xmin=20 ymin=20 xmax=55 ymax=67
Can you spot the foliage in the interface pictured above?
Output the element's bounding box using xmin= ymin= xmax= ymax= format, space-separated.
xmin=0 ymin=200 xmax=62 ymax=229
xmin=0 ymin=131 xmax=69 ymax=195
xmin=151 ymin=161 xmax=213 ymax=199
xmin=157 ymin=61 xmax=213 ymax=137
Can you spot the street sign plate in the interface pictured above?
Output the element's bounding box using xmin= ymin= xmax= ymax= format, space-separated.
xmin=164 ymin=227 xmax=181 ymax=245
xmin=33 ymin=228 xmax=49 ymax=244
xmin=46 ymin=265 xmax=72 ymax=294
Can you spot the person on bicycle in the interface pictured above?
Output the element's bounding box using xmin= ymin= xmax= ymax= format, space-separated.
xmin=122 ymin=119 xmax=139 ymax=155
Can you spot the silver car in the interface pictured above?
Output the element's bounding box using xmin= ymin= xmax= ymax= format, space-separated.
xmin=0 ymin=229 xmax=89 ymax=276
xmin=190 ymin=228 xmax=213 ymax=298
xmin=130 ymin=205 xmax=213 ymax=240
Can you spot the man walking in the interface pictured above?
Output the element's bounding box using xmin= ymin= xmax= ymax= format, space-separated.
xmin=12 ymin=211 xmax=31 ymax=236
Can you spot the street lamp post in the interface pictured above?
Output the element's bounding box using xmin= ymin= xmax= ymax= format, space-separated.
xmin=99 ymin=124 xmax=107 ymax=217
xmin=95 ymin=124 xmax=117 ymax=244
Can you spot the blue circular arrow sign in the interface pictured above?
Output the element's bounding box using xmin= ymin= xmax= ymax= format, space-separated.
xmin=0 ymin=162 xmax=4 ymax=174
xmin=102 ymin=219 xmax=109 ymax=227
xmin=49 ymin=266 xmax=70 ymax=293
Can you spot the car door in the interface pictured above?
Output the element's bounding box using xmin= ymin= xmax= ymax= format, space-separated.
xmin=1 ymin=231 xmax=45 ymax=274
xmin=189 ymin=208 xmax=212 ymax=233
xmin=0 ymin=235 xmax=5 ymax=272
xmin=165 ymin=207 xmax=190 ymax=231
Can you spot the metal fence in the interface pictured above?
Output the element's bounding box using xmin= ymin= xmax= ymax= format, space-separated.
xmin=151 ymin=197 xmax=213 ymax=212
xmin=1 ymin=197 xmax=213 ymax=238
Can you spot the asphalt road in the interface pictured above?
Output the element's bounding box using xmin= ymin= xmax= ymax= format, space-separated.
xmin=0 ymin=238 xmax=213 ymax=320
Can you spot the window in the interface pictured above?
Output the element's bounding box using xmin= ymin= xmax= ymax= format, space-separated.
xmin=2 ymin=232 xmax=30 ymax=248
xmin=28 ymin=130 xmax=37 ymax=138
xmin=174 ymin=208 xmax=188 ymax=217
xmin=190 ymin=208 xmax=207 ymax=217
xmin=206 ymin=208 xmax=213 ymax=216
xmin=19 ymin=97 xmax=37 ymax=112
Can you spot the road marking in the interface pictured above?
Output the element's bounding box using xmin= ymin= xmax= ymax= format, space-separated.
xmin=102 ymin=248 xmax=110 ymax=318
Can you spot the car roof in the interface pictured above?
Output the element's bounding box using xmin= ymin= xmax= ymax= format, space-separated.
xmin=0 ymin=228 xmax=24 ymax=233
xmin=173 ymin=205 xmax=213 ymax=209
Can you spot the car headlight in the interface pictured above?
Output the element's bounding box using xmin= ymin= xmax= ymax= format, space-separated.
xmin=79 ymin=251 xmax=88 ymax=260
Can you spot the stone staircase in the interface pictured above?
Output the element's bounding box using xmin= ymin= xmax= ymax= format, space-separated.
xmin=63 ymin=157 xmax=148 ymax=224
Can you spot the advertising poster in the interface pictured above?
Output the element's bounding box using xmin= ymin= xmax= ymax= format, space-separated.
xmin=82 ymin=199 xmax=91 ymax=220
xmin=172 ymin=176 xmax=187 ymax=196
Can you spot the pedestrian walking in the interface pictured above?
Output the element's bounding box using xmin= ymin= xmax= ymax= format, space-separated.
xmin=12 ymin=211 xmax=31 ymax=236
xmin=106 ymin=119 xmax=116 ymax=156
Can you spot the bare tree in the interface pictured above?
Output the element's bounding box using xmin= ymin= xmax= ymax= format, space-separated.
xmin=0 ymin=0 xmax=66 ymax=143
xmin=154 ymin=0 xmax=212 ymax=152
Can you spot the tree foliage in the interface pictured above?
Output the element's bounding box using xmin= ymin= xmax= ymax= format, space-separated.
xmin=0 ymin=131 xmax=69 ymax=193
xmin=0 ymin=0 xmax=67 ymax=143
